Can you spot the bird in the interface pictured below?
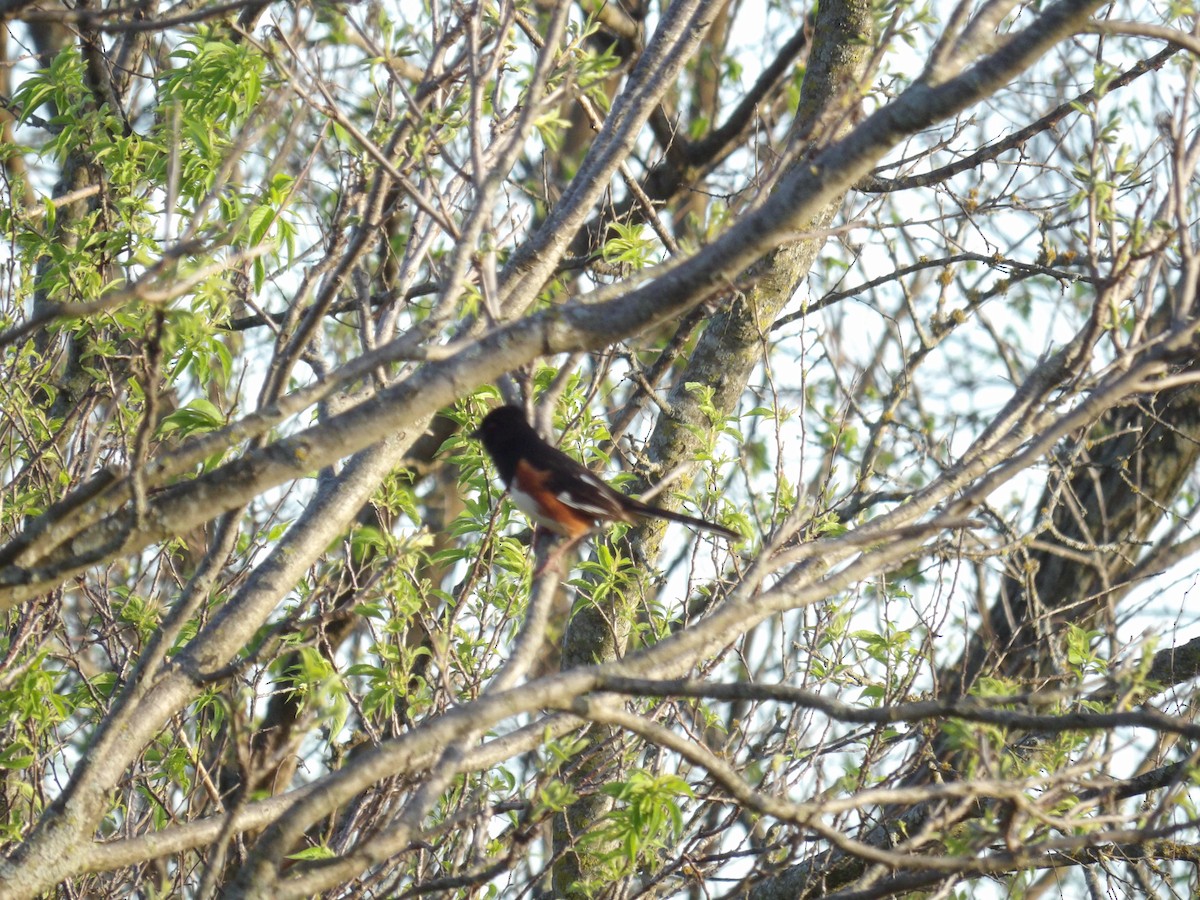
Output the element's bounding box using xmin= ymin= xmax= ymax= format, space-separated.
xmin=473 ymin=405 xmax=738 ymax=570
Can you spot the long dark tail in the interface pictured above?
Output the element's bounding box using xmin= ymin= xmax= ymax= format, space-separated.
xmin=627 ymin=500 xmax=739 ymax=541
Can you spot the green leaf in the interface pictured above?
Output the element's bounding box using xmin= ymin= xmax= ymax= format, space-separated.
xmin=286 ymin=845 xmax=336 ymax=861
xmin=156 ymin=398 xmax=226 ymax=438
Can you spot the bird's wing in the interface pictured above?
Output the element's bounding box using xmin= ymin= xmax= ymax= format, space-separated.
xmin=534 ymin=446 xmax=633 ymax=522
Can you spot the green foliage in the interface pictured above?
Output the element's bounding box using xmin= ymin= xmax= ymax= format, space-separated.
xmin=576 ymin=39 xmax=621 ymax=111
xmin=0 ymin=657 xmax=71 ymax=742
xmin=113 ymin=590 xmax=163 ymax=644
xmin=602 ymin=221 xmax=659 ymax=269
xmin=535 ymin=779 xmax=581 ymax=815
xmin=156 ymin=398 xmax=226 ymax=439
xmin=542 ymin=733 xmax=592 ymax=775
xmin=582 ymin=770 xmax=694 ymax=876
xmin=349 ymin=641 xmax=431 ymax=721
xmin=816 ymin=403 xmax=859 ymax=453
xmin=851 ymin=620 xmax=920 ymax=703
xmin=1066 ymin=106 xmax=1141 ymax=236
xmin=279 ymin=646 xmax=350 ymax=738
xmin=12 ymin=45 xmax=89 ymax=132
xmin=575 ymin=542 xmax=638 ymax=621
xmin=1064 ymin=624 xmax=1107 ymax=676
xmin=534 ymin=110 xmax=573 ymax=153
xmin=164 ymin=308 xmax=235 ymax=393
xmin=287 ymin=844 xmax=336 ymax=861
xmin=159 ymin=33 xmax=268 ymax=200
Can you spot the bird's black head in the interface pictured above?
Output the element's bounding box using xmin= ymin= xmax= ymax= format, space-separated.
xmin=472 ymin=404 xmax=530 ymax=441
xmin=473 ymin=405 xmax=535 ymax=479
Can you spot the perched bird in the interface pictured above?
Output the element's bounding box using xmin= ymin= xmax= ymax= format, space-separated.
xmin=473 ymin=405 xmax=738 ymax=569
